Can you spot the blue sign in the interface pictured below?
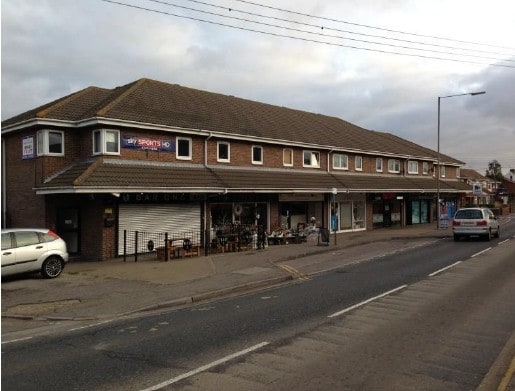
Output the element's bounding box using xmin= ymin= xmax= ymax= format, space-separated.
xmin=122 ymin=136 xmax=174 ymax=152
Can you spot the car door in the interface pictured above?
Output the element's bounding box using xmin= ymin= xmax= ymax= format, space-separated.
xmin=488 ymin=210 xmax=499 ymax=232
xmin=12 ymin=231 xmax=48 ymax=274
xmin=1 ymin=232 xmax=18 ymax=276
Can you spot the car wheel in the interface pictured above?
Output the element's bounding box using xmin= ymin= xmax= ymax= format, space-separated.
xmin=453 ymin=234 xmax=460 ymax=241
xmin=485 ymin=229 xmax=492 ymax=241
xmin=42 ymin=256 xmax=64 ymax=278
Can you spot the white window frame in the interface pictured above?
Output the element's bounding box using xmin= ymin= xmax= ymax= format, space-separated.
xmin=333 ymin=153 xmax=348 ymax=170
xmin=283 ymin=148 xmax=293 ymax=166
xmin=251 ymin=145 xmax=263 ymax=165
xmin=439 ymin=165 xmax=446 ymax=178
xmin=422 ymin=162 xmax=429 ymax=175
xmin=388 ymin=159 xmax=401 ymax=173
xmin=176 ymin=137 xmax=192 ymax=160
xmin=92 ymin=129 xmax=119 ymax=155
xmin=407 ymin=160 xmax=419 ymax=174
xmin=37 ymin=129 xmax=64 ymax=156
xmin=355 ymin=156 xmax=363 ymax=171
xmin=217 ymin=141 xmax=230 ymax=162
xmin=303 ymin=150 xmax=320 ymax=168
xmin=376 ymin=158 xmax=383 ymax=172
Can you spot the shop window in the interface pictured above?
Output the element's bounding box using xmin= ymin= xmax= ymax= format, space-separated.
xmin=252 ymin=145 xmax=263 ymax=165
xmin=93 ymin=129 xmax=119 ymax=155
xmin=217 ymin=142 xmax=230 ymax=162
xmin=355 ymin=156 xmax=363 ymax=171
xmin=408 ymin=161 xmax=419 ymax=174
xmin=333 ymin=153 xmax=348 ymax=170
xmin=303 ymin=150 xmax=320 ymax=168
xmin=283 ymin=148 xmax=293 ymax=166
xmin=376 ymin=158 xmax=383 ymax=172
xmin=37 ymin=130 xmax=64 ymax=156
xmin=388 ymin=159 xmax=400 ymax=173
xmin=176 ymin=137 xmax=192 ymax=160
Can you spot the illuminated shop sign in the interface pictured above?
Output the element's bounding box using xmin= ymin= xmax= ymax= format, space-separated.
xmin=122 ymin=136 xmax=174 ymax=152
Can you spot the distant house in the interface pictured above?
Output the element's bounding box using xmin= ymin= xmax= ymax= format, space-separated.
xmin=2 ymin=78 xmax=470 ymax=261
xmin=459 ymin=168 xmax=500 ymax=205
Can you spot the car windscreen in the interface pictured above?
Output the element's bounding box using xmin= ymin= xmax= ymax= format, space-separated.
xmin=455 ymin=210 xmax=483 ymax=219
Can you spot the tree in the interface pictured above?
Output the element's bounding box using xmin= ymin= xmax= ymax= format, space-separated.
xmin=485 ymin=160 xmax=504 ymax=181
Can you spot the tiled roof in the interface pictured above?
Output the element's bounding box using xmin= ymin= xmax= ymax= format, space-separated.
xmin=37 ymin=159 xmax=469 ymax=194
xmin=2 ymin=78 xmax=462 ymax=164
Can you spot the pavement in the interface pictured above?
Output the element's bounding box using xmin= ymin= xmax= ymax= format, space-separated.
xmin=2 ymin=219 xmax=514 ymax=390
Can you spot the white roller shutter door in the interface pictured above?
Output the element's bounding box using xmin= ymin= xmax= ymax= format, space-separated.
xmin=118 ymin=203 xmax=201 ymax=255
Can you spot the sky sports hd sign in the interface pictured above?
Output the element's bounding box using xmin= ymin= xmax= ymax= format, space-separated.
xmin=122 ymin=135 xmax=174 ymax=152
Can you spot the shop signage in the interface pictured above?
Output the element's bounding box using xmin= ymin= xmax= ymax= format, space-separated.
xmin=22 ymin=136 xmax=35 ymax=159
xmin=279 ymin=194 xmax=324 ymax=202
xmin=120 ymin=193 xmax=205 ymax=203
xmin=122 ymin=136 xmax=174 ymax=152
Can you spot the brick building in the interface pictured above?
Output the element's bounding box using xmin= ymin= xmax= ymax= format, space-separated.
xmin=1 ymin=78 xmax=470 ymax=261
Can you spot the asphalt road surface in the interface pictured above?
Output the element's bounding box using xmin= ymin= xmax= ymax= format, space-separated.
xmin=2 ymin=221 xmax=514 ymax=391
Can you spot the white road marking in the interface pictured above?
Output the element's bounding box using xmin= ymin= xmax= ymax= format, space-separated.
xmin=69 ymin=319 xmax=113 ymax=332
xmin=139 ymin=341 xmax=270 ymax=391
xmin=1 ymin=336 xmax=33 ymax=345
xmin=328 ymin=285 xmax=407 ymax=318
xmin=498 ymin=239 xmax=510 ymax=245
xmin=428 ymin=261 xmax=462 ymax=277
xmin=471 ymin=247 xmax=492 ymax=258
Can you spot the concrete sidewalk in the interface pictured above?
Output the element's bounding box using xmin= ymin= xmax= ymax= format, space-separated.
xmin=2 ymin=224 xmax=450 ymax=332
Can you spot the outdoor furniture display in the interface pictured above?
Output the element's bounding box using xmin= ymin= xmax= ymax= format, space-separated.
xmin=156 ymin=238 xmax=200 ymax=261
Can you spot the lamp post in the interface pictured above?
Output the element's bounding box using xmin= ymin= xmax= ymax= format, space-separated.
xmin=436 ymin=91 xmax=485 ymax=229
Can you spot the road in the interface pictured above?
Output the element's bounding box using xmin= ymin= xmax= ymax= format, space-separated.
xmin=2 ymin=222 xmax=514 ymax=390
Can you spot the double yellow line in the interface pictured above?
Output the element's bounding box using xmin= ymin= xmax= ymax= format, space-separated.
xmin=278 ymin=264 xmax=310 ymax=281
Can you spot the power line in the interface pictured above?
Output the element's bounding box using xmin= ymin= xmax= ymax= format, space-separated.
xmin=234 ymin=0 xmax=515 ymax=52
xmin=99 ymin=0 xmax=515 ymax=68
xmin=144 ymin=0 xmax=514 ymax=64
xmin=184 ymin=0 xmax=514 ymax=59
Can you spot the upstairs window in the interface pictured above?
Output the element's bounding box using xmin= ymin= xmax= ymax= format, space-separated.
xmin=303 ymin=150 xmax=320 ymax=168
xmin=422 ymin=162 xmax=429 ymax=175
xmin=37 ymin=130 xmax=64 ymax=156
xmin=333 ymin=153 xmax=348 ymax=170
xmin=408 ymin=161 xmax=419 ymax=174
xmin=283 ymin=148 xmax=293 ymax=166
xmin=388 ymin=159 xmax=401 ymax=173
xmin=176 ymin=137 xmax=192 ymax=160
xmin=355 ymin=156 xmax=363 ymax=171
xmin=252 ymin=145 xmax=263 ymax=164
xmin=376 ymin=158 xmax=383 ymax=172
xmin=217 ymin=142 xmax=230 ymax=162
xmin=93 ymin=129 xmax=119 ymax=155
xmin=439 ymin=165 xmax=446 ymax=178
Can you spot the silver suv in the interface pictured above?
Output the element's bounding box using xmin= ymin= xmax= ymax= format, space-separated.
xmin=452 ymin=207 xmax=500 ymax=241
xmin=1 ymin=228 xmax=69 ymax=278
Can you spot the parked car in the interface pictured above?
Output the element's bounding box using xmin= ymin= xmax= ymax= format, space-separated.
xmin=1 ymin=228 xmax=69 ymax=278
xmin=452 ymin=207 xmax=500 ymax=241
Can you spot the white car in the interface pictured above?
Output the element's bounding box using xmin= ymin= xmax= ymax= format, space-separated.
xmin=452 ymin=207 xmax=500 ymax=241
xmin=1 ymin=228 xmax=69 ymax=278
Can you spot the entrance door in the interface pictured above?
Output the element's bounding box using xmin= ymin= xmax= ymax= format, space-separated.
xmin=383 ymin=202 xmax=392 ymax=227
xmin=56 ymin=208 xmax=80 ymax=255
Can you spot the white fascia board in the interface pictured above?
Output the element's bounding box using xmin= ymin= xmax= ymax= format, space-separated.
xmin=34 ymin=186 xmax=225 ymax=195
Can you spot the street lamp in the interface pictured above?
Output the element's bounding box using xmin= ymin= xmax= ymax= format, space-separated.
xmin=436 ymin=91 xmax=485 ymax=229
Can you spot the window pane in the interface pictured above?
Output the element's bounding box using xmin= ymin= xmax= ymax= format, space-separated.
xmin=37 ymin=131 xmax=45 ymax=155
xmin=48 ymin=131 xmax=63 ymax=154
xmin=177 ymin=139 xmax=190 ymax=157
xmin=105 ymin=131 xmax=119 ymax=153
xmin=1 ymin=233 xmax=12 ymax=250
xmin=15 ymin=231 xmax=40 ymax=247
xmin=376 ymin=158 xmax=382 ymax=171
xmin=93 ymin=131 xmax=102 ymax=153
xmin=283 ymin=149 xmax=293 ymax=165
xmin=252 ymin=146 xmax=262 ymax=163
xmin=218 ymin=143 xmax=229 ymax=160
xmin=303 ymin=151 xmax=311 ymax=166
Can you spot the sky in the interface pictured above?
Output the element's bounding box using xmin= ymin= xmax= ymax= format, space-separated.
xmin=2 ymin=0 xmax=515 ymax=174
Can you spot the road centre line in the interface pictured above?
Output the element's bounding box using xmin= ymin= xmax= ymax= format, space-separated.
xmin=428 ymin=261 xmax=462 ymax=277
xmin=1 ymin=336 xmax=33 ymax=345
xmin=328 ymin=285 xmax=407 ymax=318
xmin=139 ymin=341 xmax=270 ymax=391
xmin=471 ymin=247 xmax=492 ymax=258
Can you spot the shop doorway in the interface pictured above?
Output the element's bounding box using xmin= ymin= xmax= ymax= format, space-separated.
xmin=56 ymin=208 xmax=80 ymax=255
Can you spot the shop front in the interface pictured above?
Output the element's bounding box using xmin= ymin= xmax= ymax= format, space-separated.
xmin=406 ymin=195 xmax=432 ymax=225
xmin=278 ymin=193 xmax=324 ymax=230
xmin=332 ymin=193 xmax=367 ymax=232
xmin=371 ymin=193 xmax=403 ymax=228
